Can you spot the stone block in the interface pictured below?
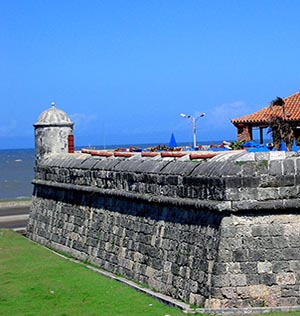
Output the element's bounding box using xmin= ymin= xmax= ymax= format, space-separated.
xmin=212 ymin=275 xmax=231 ymax=287
xmin=260 ymin=273 xmax=276 ymax=286
xmin=269 ymin=160 xmax=283 ymax=176
xmin=80 ymin=158 xmax=100 ymax=169
xmin=114 ymin=160 xmax=144 ymax=172
xmin=93 ymin=159 xmax=122 ymax=170
xmin=161 ymin=161 xmax=197 ymax=176
xmin=216 ymin=248 xmax=233 ymax=262
xmin=220 ymin=226 xmax=237 ymax=238
xmin=220 ymin=287 xmax=235 ymax=299
xmin=283 ymin=159 xmax=296 ymax=175
xmin=289 ymin=261 xmax=300 ymax=272
xmin=283 ymin=175 xmax=296 ymax=186
xmin=272 ymin=236 xmax=290 ymax=249
xmin=276 ymin=273 xmax=296 ymax=285
xmin=189 ymin=293 xmax=205 ymax=306
xmin=282 ymin=287 xmax=300 ymax=297
xmin=257 ymin=187 xmax=280 ymax=201
xmin=219 ymin=161 xmax=242 ymax=176
xmin=239 ymin=262 xmax=257 ymax=274
xmin=226 ymin=262 xmax=241 ymax=274
xmin=230 ymin=274 xmax=247 ymax=287
xmin=269 ymin=152 xmax=287 ymax=161
xmin=242 ymin=176 xmax=260 ymax=188
xmin=204 ymin=298 xmax=222 ymax=309
xmin=213 ymin=262 xmax=227 ymax=275
xmin=257 ymin=261 xmax=272 ymax=274
xmin=252 ymin=225 xmax=269 ymax=237
xmin=269 ymin=224 xmax=285 ymax=236
xmin=272 ymin=261 xmax=289 ymax=274
xmin=249 ymin=284 xmax=268 ymax=300
xmin=224 ymin=176 xmax=242 ymax=189
xmin=265 ymin=249 xmax=285 ymax=261
xmin=283 ymin=248 xmax=300 ymax=260
xmin=255 ymin=152 xmax=270 ymax=162
xmin=289 ymin=235 xmax=300 ymax=248
xmin=278 ymin=296 xmax=298 ymax=306
xmin=240 ymin=162 xmax=256 ymax=177
xmin=235 ymin=153 xmax=255 ymax=162
xmin=236 ymin=286 xmax=250 ymax=299
xmin=248 ymin=249 xmax=266 ymax=261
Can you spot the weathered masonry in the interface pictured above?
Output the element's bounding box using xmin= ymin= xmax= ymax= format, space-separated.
xmin=27 ymin=104 xmax=300 ymax=310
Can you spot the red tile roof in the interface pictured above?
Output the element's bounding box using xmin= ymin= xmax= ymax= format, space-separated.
xmin=231 ymin=92 xmax=300 ymax=125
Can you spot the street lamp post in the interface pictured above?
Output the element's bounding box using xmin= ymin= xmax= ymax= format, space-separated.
xmin=180 ymin=112 xmax=205 ymax=148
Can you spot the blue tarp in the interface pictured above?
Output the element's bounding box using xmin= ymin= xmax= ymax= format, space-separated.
xmin=292 ymin=139 xmax=298 ymax=152
xmin=243 ymin=140 xmax=259 ymax=148
xmin=280 ymin=140 xmax=287 ymax=151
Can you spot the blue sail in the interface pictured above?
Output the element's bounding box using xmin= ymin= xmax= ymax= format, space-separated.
xmin=169 ymin=132 xmax=177 ymax=148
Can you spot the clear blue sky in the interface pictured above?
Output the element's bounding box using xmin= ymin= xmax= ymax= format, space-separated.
xmin=2 ymin=0 xmax=300 ymax=149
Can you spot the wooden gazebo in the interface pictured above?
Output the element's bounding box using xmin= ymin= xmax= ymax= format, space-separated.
xmin=231 ymin=92 xmax=300 ymax=144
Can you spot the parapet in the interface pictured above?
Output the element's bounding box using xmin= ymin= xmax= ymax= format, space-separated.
xmin=33 ymin=150 xmax=300 ymax=213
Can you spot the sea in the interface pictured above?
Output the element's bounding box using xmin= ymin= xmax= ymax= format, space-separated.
xmin=0 ymin=140 xmax=233 ymax=200
xmin=0 ymin=149 xmax=35 ymax=200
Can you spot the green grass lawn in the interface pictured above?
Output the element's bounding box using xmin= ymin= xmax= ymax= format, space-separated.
xmin=0 ymin=229 xmax=187 ymax=316
xmin=1 ymin=229 xmax=300 ymax=316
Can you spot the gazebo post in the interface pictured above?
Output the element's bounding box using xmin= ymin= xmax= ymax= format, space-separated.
xmin=259 ymin=127 xmax=264 ymax=145
xmin=236 ymin=124 xmax=253 ymax=143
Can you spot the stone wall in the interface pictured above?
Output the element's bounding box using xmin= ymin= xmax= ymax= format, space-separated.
xmin=210 ymin=212 xmax=300 ymax=308
xmin=27 ymin=151 xmax=300 ymax=309
xmin=28 ymin=185 xmax=222 ymax=306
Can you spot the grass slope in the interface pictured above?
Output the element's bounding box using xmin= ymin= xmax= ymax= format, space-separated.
xmin=1 ymin=229 xmax=299 ymax=316
xmin=0 ymin=229 xmax=186 ymax=316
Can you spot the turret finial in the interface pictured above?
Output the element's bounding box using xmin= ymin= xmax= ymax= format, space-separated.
xmin=51 ymin=102 xmax=55 ymax=107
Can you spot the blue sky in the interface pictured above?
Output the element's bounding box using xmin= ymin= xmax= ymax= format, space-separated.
xmin=2 ymin=1 xmax=300 ymax=149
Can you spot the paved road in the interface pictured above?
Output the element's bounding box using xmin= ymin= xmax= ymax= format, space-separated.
xmin=0 ymin=206 xmax=30 ymax=230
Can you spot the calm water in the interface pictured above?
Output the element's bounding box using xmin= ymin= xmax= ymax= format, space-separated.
xmin=0 ymin=149 xmax=35 ymax=200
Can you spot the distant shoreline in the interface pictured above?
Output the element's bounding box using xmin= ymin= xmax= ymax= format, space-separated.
xmin=0 ymin=198 xmax=31 ymax=209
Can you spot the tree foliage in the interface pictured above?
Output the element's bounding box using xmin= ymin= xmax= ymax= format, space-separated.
xmin=268 ymin=97 xmax=293 ymax=150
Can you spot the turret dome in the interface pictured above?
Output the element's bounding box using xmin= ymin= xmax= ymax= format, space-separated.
xmin=34 ymin=102 xmax=73 ymax=126
xmin=33 ymin=102 xmax=75 ymax=163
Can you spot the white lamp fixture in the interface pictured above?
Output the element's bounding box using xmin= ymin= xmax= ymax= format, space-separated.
xmin=180 ymin=112 xmax=205 ymax=148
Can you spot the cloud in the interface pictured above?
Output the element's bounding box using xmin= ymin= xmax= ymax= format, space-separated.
xmin=202 ymin=101 xmax=253 ymax=140
xmin=69 ymin=113 xmax=98 ymax=131
xmin=204 ymin=101 xmax=252 ymax=129
xmin=209 ymin=101 xmax=252 ymax=123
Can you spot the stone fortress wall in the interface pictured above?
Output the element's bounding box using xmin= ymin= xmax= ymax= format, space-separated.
xmin=27 ymin=150 xmax=300 ymax=309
